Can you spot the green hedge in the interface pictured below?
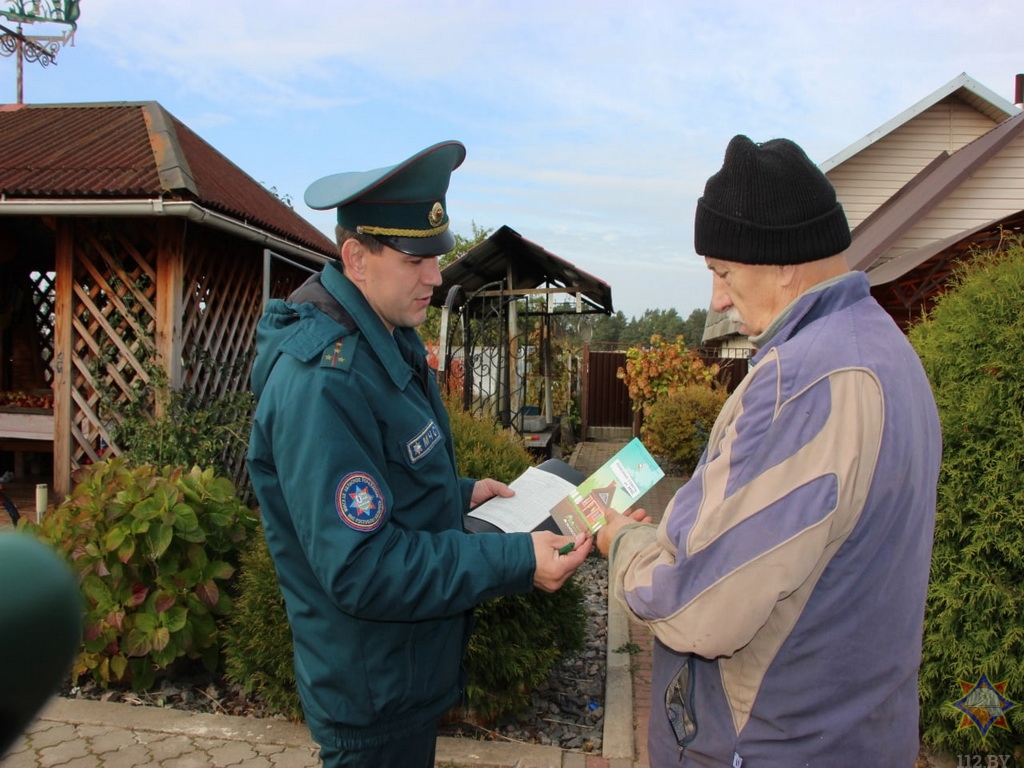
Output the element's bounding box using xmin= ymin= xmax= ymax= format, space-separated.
xmin=910 ymin=238 xmax=1024 ymax=757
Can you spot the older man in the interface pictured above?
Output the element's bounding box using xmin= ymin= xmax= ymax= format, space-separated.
xmin=598 ymin=135 xmax=941 ymax=767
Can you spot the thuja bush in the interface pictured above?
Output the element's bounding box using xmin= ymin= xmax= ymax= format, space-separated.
xmin=226 ymin=395 xmax=588 ymax=722
xmin=463 ymin=582 xmax=586 ymax=721
xmin=23 ymin=458 xmax=258 ymax=691
xmin=642 ymin=384 xmax=729 ymax=476
xmin=223 ymin=533 xmax=302 ymax=720
xmin=909 ymin=239 xmax=1024 ymax=757
xmin=446 ymin=398 xmax=588 ymax=721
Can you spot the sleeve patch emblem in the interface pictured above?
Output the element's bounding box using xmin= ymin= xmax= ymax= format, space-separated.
xmin=335 ymin=472 xmax=386 ymax=532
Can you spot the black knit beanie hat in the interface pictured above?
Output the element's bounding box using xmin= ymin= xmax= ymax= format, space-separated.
xmin=694 ymin=135 xmax=851 ymax=264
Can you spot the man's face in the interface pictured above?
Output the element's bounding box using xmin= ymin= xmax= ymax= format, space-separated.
xmin=704 ymin=257 xmax=786 ymax=337
xmin=350 ymin=242 xmax=443 ymax=332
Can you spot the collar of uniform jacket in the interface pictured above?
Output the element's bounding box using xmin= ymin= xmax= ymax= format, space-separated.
xmin=319 ymin=261 xmax=425 ymax=392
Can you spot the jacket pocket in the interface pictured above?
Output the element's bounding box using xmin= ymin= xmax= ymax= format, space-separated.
xmin=665 ymin=655 xmax=698 ymax=747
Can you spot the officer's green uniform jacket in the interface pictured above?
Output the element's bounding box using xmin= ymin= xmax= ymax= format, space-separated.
xmin=247 ymin=261 xmax=536 ymax=750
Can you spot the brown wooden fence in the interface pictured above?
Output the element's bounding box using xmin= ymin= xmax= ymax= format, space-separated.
xmin=580 ymin=346 xmax=750 ymax=439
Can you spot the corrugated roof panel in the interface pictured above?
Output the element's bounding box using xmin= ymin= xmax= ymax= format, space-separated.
xmin=0 ymin=101 xmax=336 ymax=256
xmin=168 ymin=112 xmax=331 ymax=251
xmin=0 ymin=103 xmax=161 ymax=195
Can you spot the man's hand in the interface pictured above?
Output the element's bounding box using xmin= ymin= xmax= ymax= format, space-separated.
xmin=596 ymin=507 xmax=653 ymax=557
xmin=470 ymin=478 xmax=514 ymax=509
xmin=530 ymin=532 xmax=593 ymax=592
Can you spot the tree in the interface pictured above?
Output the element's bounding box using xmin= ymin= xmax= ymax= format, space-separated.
xmin=589 ymin=311 xmax=627 ymax=344
xmin=681 ymin=308 xmax=708 ymax=349
xmin=587 ymin=307 xmax=707 ymax=348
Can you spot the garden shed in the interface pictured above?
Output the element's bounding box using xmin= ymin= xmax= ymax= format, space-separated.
xmin=0 ymin=101 xmax=337 ymax=499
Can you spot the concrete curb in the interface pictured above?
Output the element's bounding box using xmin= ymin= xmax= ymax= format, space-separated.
xmin=602 ymin=592 xmax=635 ymax=761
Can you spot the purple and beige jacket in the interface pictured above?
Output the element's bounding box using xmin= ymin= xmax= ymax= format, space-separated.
xmin=610 ymin=272 xmax=941 ymax=767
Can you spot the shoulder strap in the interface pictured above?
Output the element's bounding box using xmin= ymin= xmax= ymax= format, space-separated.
xmin=288 ymin=272 xmax=356 ymax=331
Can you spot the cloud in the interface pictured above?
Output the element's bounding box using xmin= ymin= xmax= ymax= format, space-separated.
xmin=13 ymin=0 xmax=1023 ymax=319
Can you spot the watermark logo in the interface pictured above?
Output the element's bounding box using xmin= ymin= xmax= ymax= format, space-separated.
xmin=951 ymin=672 xmax=1017 ymax=738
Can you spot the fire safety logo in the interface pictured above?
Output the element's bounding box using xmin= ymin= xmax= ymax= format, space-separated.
xmin=951 ymin=673 xmax=1017 ymax=738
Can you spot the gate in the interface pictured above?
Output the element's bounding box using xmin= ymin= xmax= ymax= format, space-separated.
xmin=581 ymin=347 xmax=632 ymax=438
xmin=437 ymin=282 xmax=563 ymax=436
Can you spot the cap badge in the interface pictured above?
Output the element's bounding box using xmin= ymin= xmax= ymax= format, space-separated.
xmin=428 ymin=201 xmax=445 ymax=227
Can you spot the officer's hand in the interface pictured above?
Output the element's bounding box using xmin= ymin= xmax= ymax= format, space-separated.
xmin=530 ymin=531 xmax=593 ymax=592
xmin=596 ymin=507 xmax=653 ymax=557
xmin=469 ymin=478 xmax=514 ymax=509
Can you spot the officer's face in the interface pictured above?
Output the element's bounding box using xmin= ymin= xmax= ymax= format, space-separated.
xmin=351 ymin=242 xmax=443 ymax=332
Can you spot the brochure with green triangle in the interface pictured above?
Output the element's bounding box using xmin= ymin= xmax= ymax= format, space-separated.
xmin=551 ymin=437 xmax=664 ymax=536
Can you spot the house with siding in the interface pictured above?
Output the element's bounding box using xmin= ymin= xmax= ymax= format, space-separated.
xmin=702 ymin=72 xmax=1024 ymax=349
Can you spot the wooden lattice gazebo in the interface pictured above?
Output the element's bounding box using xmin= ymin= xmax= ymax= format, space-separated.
xmin=0 ymin=101 xmax=337 ymax=497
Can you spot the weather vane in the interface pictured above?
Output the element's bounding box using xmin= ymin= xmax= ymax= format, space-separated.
xmin=0 ymin=1 xmax=79 ymax=104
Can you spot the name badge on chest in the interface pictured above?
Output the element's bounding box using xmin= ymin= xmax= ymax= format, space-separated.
xmin=407 ymin=420 xmax=442 ymax=463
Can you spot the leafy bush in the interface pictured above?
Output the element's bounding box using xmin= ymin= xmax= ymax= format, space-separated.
xmin=90 ymin=340 xmax=254 ymax=485
xmin=909 ymin=239 xmax=1024 ymax=758
xmin=642 ymin=384 xmax=729 ymax=476
xmin=23 ymin=458 xmax=259 ymax=691
xmin=226 ymin=395 xmax=589 ymax=723
xmin=616 ymin=334 xmax=725 ymax=466
xmin=111 ymin=387 xmax=255 ymax=481
xmin=617 ymin=334 xmax=720 ymax=419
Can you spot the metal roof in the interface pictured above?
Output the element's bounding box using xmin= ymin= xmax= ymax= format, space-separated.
xmin=820 ymin=73 xmax=1019 ymax=173
xmin=0 ymin=101 xmax=337 ymax=258
xmin=846 ymin=105 xmax=1024 ymax=274
xmin=431 ymin=225 xmax=613 ymax=314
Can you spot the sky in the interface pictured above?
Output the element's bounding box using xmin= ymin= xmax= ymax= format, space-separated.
xmin=3 ymin=0 xmax=1022 ymax=320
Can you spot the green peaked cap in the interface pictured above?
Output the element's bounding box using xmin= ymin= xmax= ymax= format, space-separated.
xmin=304 ymin=140 xmax=466 ymax=256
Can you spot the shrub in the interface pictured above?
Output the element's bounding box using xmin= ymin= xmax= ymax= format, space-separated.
xmin=617 ymin=334 xmax=720 ymax=420
xmin=223 ymin=533 xmax=302 ymax=720
xmin=642 ymin=384 xmax=729 ymax=476
xmin=226 ymin=394 xmax=589 ymax=723
xmin=463 ymin=581 xmax=586 ymax=721
xmin=111 ymin=387 xmax=255 ymax=481
xmin=92 ymin=344 xmax=254 ymax=486
xmin=909 ymin=238 xmax=1024 ymax=758
xmin=444 ymin=391 xmax=532 ymax=481
xmin=616 ymin=334 xmax=725 ymax=468
xmin=23 ymin=458 xmax=259 ymax=691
